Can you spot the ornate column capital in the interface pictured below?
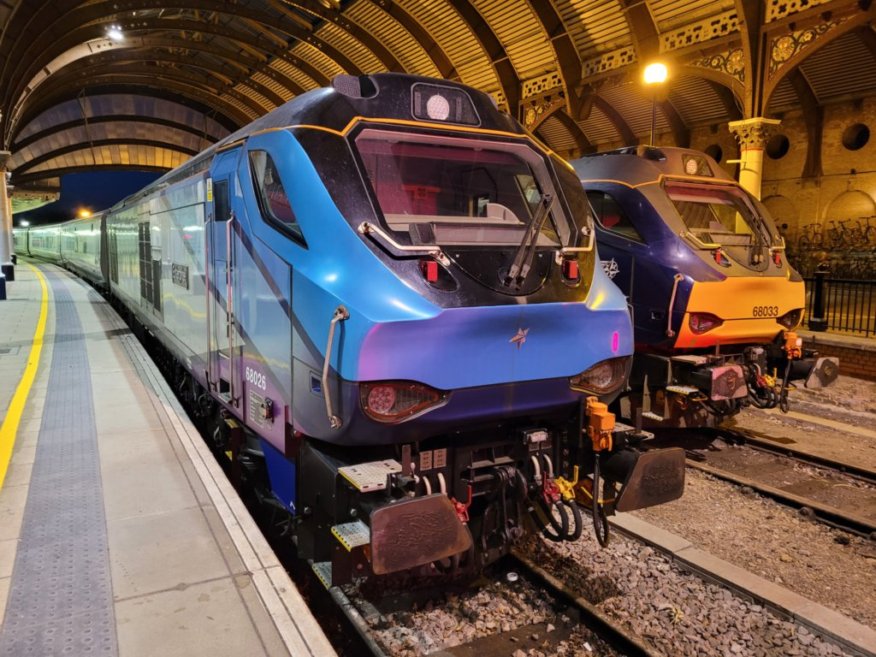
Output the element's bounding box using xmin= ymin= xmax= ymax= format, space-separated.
xmin=0 ymin=151 xmax=10 ymax=170
xmin=727 ymin=118 xmax=781 ymax=150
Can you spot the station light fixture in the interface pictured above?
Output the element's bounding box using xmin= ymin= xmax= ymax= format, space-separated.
xmin=77 ymin=208 xmax=92 ymax=219
xmin=643 ymin=62 xmax=668 ymax=85
xmin=643 ymin=62 xmax=669 ymax=147
xmin=18 ymin=220 xmax=29 ymax=227
xmin=106 ymin=24 xmax=124 ymax=42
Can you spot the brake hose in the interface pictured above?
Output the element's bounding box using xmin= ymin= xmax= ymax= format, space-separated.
xmin=591 ymin=456 xmax=610 ymax=547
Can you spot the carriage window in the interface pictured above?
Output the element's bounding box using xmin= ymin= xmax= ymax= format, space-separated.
xmin=587 ymin=191 xmax=643 ymax=242
xmin=249 ymin=150 xmax=305 ymax=244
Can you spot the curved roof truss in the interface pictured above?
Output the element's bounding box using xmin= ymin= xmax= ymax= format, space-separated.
xmin=0 ymin=0 xmax=872 ymax=201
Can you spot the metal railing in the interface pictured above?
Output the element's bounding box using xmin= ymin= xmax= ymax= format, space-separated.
xmin=803 ymin=276 xmax=876 ymax=337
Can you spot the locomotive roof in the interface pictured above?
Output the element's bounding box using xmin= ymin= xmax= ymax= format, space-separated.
xmin=572 ymin=146 xmax=735 ymax=187
xmin=118 ymin=73 xmax=523 ymax=210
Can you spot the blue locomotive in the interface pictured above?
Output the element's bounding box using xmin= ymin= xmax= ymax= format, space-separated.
xmin=14 ymin=75 xmax=685 ymax=583
xmin=573 ymin=146 xmax=838 ymax=428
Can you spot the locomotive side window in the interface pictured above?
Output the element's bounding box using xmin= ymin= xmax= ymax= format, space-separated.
xmin=214 ymin=180 xmax=230 ymax=222
xmin=249 ymin=150 xmax=305 ymax=244
xmin=587 ymin=191 xmax=643 ymax=242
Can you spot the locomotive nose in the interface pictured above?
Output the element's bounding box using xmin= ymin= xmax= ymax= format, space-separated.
xmin=356 ymin=301 xmax=633 ymax=393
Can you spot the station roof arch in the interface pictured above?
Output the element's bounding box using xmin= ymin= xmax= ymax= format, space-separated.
xmin=1 ymin=0 xmax=874 ymax=212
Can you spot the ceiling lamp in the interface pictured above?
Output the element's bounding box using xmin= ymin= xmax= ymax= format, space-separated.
xmin=106 ymin=25 xmax=124 ymax=42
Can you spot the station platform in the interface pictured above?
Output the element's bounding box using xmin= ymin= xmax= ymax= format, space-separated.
xmin=798 ymin=328 xmax=876 ymax=381
xmin=0 ymin=263 xmax=336 ymax=657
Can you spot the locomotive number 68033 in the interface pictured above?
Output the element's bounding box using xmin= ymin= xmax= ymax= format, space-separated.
xmin=752 ymin=305 xmax=779 ymax=318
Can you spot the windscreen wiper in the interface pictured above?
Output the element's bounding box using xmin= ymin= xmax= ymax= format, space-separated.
xmin=504 ymin=194 xmax=553 ymax=288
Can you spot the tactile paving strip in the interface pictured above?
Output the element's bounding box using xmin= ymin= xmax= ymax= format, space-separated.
xmin=0 ymin=272 xmax=118 ymax=656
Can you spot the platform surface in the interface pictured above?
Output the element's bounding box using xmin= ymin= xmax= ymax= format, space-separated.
xmin=0 ymin=263 xmax=335 ymax=657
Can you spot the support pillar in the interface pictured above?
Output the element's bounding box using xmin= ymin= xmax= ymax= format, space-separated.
xmin=727 ymin=118 xmax=781 ymax=200
xmin=7 ymin=184 xmax=15 ymax=265
xmin=0 ymin=151 xmax=14 ymax=284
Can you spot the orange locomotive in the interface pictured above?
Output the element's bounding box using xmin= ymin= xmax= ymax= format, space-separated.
xmin=572 ymin=146 xmax=838 ymax=428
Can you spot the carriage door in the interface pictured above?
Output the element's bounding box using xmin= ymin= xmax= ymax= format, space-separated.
xmin=207 ymin=149 xmax=242 ymax=407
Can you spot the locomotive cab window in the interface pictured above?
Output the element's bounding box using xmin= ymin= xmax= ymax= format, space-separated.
xmin=249 ymin=150 xmax=305 ymax=244
xmin=666 ymin=182 xmax=769 ymax=245
xmin=587 ymin=191 xmax=643 ymax=242
xmin=354 ymin=129 xmax=576 ymax=248
xmin=666 ymin=181 xmax=777 ymax=269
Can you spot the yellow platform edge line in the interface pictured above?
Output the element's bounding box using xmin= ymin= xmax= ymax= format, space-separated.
xmin=0 ymin=263 xmax=49 ymax=489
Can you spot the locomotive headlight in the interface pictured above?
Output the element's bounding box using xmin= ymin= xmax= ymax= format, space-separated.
xmin=426 ymin=94 xmax=451 ymax=121
xmin=689 ymin=312 xmax=724 ymax=335
xmin=367 ymin=385 xmax=397 ymax=415
xmin=360 ymin=381 xmax=449 ymax=423
xmin=777 ymin=308 xmax=803 ymax=330
xmin=569 ymin=357 xmax=630 ymax=395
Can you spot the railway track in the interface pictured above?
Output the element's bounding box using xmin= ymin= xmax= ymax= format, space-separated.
xmin=330 ymin=553 xmax=658 ymax=657
xmin=651 ymin=426 xmax=876 ymax=539
xmin=713 ymin=426 xmax=876 ymax=485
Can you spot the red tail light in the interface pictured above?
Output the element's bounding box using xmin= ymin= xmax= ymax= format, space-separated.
xmin=689 ymin=312 xmax=723 ymax=334
xmin=562 ymin=258 xmax=579 ymax=281
xmin=773 ymin=252 xmax=782 ymax=267
xmin=713 ymin=249 xmax=730 ymax=267
xmin=420 ymin=259 xmax=439 ymax=283
xmin=360 ymin=381 xmax=448 ymax=423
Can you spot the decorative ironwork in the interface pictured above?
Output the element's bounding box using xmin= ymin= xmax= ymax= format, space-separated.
xmin=581 ymin=48 xmax=637 ymax=79
xmin=766 ymin=0 xmax=834 ymax=23
xmin=522 ymin=97 xmax=566 ymax=129
xmin=661 ymin=10 xmax=739 ymax=51
xmin=522 ymin=72 xmax=563 ymax=100
xmin=492 ymin=90 xmax=508 ymax=113
xmin=690 ymin=47 xmax=745 ymax=82
xmin=768 ymin=18 xmax=849 ymax=76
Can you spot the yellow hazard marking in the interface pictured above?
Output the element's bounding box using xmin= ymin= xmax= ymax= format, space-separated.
xmin=0 ymin=263 xmax=49 ymax=489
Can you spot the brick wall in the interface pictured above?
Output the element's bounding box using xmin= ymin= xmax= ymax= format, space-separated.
xmin=760 ymin=100 xmax=876 ymax=242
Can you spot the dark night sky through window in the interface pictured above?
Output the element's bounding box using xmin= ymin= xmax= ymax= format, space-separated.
xmin=17 ymin=171 xmax=162 ymax=225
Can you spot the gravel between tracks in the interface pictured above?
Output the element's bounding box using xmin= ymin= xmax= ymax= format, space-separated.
xmin=355 ymin=575 xmax=622 ymax=657
xmin=795 ymin=375 xmax=876 ymax=418
xmin=729 ymin=374 xmax=876 ymax=474
xmin=634 ymin=468 xmax=876 ymax=630
xmin=357 ymin=513 xmax=862 ymax=657
xmin=518 ymin=530 xmax=857 ymax=657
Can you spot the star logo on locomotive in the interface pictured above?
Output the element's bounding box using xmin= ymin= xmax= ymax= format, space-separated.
xmin=510 ymin=328 xmax=529 ymax=349
xmin=601 ymin=258 xmax=620 ymax=280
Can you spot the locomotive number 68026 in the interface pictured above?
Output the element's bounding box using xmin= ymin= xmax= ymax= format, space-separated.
xmin=245 ymin=366 xmax=267 ymax=391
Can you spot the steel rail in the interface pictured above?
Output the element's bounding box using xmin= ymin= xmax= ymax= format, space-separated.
xmin=685 ymin=459 xmax=876 ymax=538
xmin=711 ymin=426 xmax=876 ymax=486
